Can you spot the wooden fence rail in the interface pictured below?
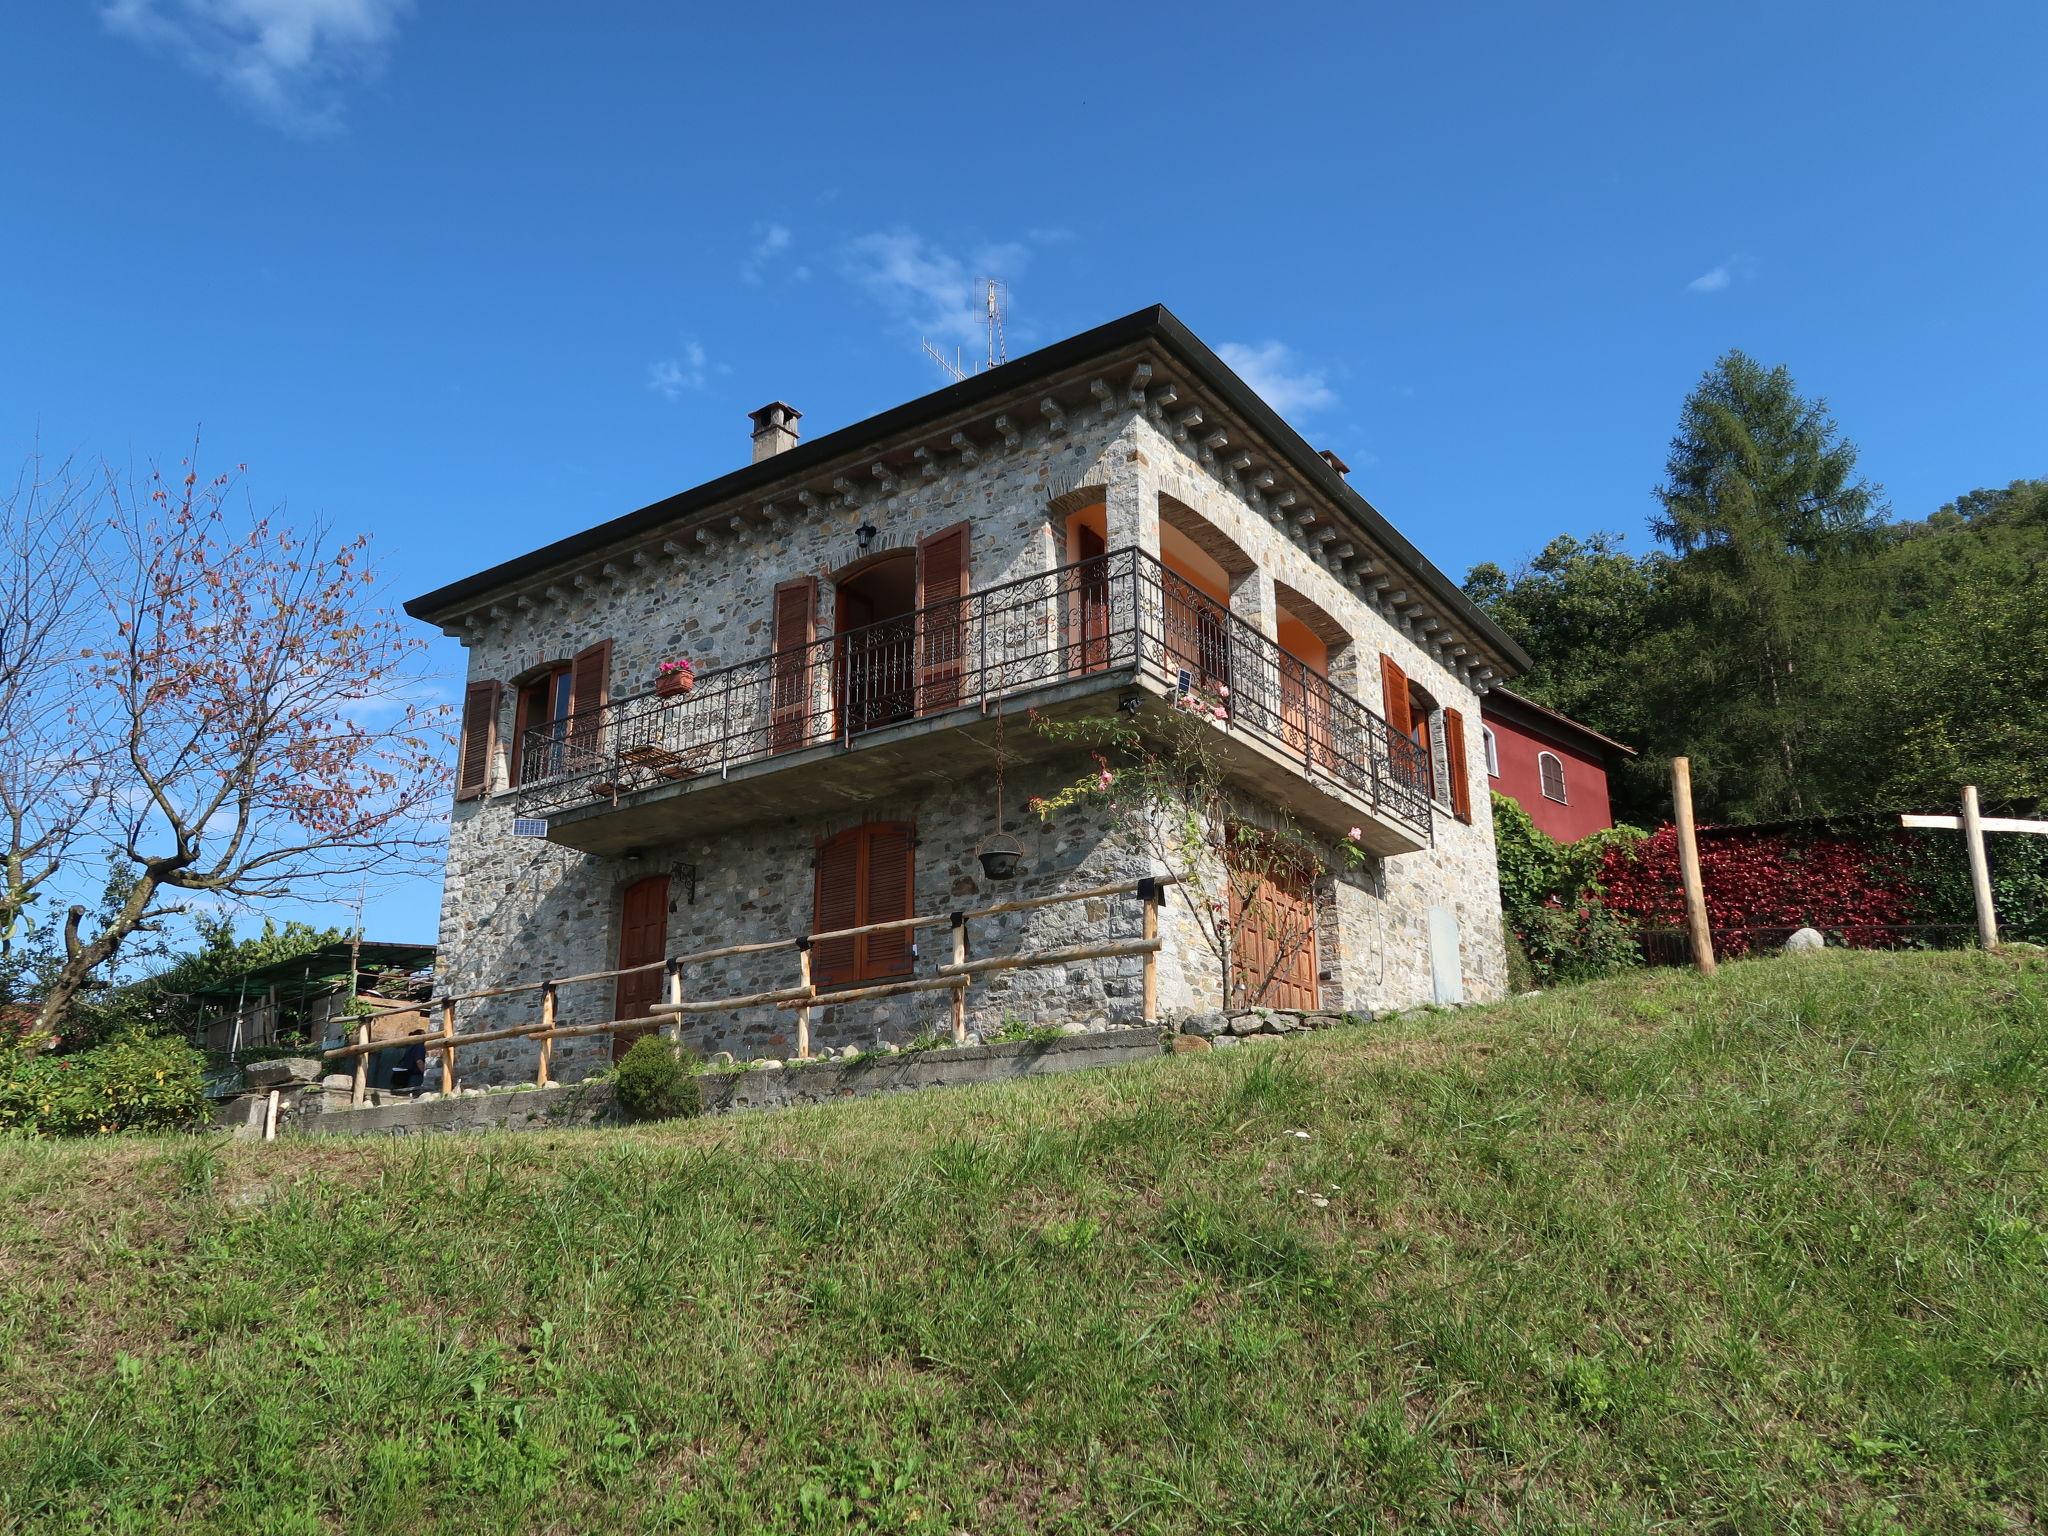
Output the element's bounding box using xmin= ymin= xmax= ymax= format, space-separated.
xmin=321 ymin=874 xmax=1178 ymax=1105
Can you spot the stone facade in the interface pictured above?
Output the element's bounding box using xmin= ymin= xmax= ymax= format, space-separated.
xmin=427 ymin=336 xmax=1510 ymax=1087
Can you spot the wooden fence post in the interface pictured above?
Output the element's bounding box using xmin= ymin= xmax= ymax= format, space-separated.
xmin=535 ymin=983 xmax=556 ymax=1087
xmin=1960 ymin=785 xmax=2000 ymax=950
xmin=351 ymin=1022 xmax=369 ymax=1107
xmin=1671 ymin=758 xmax=1717 ymax=977
xmin=439 ymin=996 xmax=457 ymax=1094
xmin=1140 ymin=876 xmax=1161 ymax=1022
xmin=950 ymin=913 xmax=969 ymax=1043
xmin=794 ymin=940 xmax=813 ymax=1060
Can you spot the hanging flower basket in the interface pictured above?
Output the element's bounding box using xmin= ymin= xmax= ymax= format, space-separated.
xmin=977 ymin=833 xmax=1025 ymax=881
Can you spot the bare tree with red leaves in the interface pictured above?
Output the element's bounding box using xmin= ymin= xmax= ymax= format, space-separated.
xmin=15 ymin=449 xmax=448 ymax=1033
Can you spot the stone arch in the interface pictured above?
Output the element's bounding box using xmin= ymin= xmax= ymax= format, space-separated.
xmin=1157 ymin=492 xmax=1254 ymax=577
xmin=1271 ymin=578 xmax=1359 ymax=691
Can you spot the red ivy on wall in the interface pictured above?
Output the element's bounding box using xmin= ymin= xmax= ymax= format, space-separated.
xmin=1598 ymin=826 xmax=1923 ymax=955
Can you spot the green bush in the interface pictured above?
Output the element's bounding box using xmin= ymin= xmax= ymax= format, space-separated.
xmin=610 ymin=1035 xmax=701 ymax=1123
xmin=1493 ymin=792 xmax=1648 ymax=987
xmin=0 ymin=1035 xmax=207 ymax=1137
xmin=1517 ymin=899 xmax=1643 ymax=986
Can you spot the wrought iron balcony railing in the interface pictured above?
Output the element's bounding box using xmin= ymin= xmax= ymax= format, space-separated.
xmin=514 ymin=547 xmax=1434 ymax=837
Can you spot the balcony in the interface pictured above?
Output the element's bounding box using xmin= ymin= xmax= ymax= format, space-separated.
xmin=515 ymin=547 xmax=1434 ymax=856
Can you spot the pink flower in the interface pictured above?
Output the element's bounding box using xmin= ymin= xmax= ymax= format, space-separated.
xmin=1211 ymin=705 xmax=1227 ymax=721
xmin=1347 ymin=826 xmax=1363 ymax=841
xmin=1218 ymin=685 xmax=1230 ymax=697
xmin=1097 ymin=769 xmax=1114 ymax=789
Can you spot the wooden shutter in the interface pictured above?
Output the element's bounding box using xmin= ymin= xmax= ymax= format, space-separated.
xmin=1444 ymin=707 xmax=1472 ymax=823
xmin=812 ymin=828 xmax=861 ymax=984
xmin=862 ymin=822 xmax=915 ymax=978
xmin=456 ymin=680 xmax=501 ymax=802
xmin=916 ymin=523 xmax=971 ymax=715
xmin=568 ymin=640 xmax=611 ymax=759
xmin=1379 ymin=653 xmax=1412 ymax=737
xmin=771 ymin=576 xmax=818 ymax=753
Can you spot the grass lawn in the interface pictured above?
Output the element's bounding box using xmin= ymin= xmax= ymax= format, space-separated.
xmin=1 ymin=948 xmax=2044 ymax=1534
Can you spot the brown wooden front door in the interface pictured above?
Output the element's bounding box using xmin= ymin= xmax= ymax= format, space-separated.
xmin=612 ymin=875 xmax=669 ymax=1061
xmin=1226 ymin=836 xmax=1319 ymax=1012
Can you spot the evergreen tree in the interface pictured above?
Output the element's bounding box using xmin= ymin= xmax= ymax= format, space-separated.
xmin=1650 ymin=351 xmax=1884 ymax=818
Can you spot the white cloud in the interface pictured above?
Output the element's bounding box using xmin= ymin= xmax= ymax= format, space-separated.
xmin=1216 ymin=340 xmax=1337 ymax=417
xmin=742 ymin=222 xmax=796 ymax=283
xmin=1686 ymin=254 xmax=1754 ymax=295
xmin=841 ymin=229 xmax=1059 ymax=357
xmin=100 ymin=0 xmax=412 ymax=133
xmin=647 ymin=341 xmax=724 ymax=402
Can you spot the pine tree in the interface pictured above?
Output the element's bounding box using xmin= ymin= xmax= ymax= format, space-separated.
xmin=1651 ymin=351 xmax=1884 ymax=818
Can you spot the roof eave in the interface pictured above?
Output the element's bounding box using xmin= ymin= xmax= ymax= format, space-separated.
xmin=404 ymin=303 xmax=1531 ymax=675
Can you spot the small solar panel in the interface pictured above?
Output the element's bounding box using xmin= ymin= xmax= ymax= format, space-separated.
xmin=511 ymin=818 xmax=550 ymax=838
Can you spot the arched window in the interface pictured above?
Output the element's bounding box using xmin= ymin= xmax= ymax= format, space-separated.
xmin=1538 ymin=751 xmax=1568 ymax=803
xmin=1482 ymin=725 xmax=1499 ymax=778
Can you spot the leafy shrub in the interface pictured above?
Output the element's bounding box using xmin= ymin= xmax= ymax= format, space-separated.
xmin=0 ymin=1035 xmax=207 ymax=1137
xmin=1516 ymin=898 xmax=1643 ymax=985
xmin=1493 ymin=791 xmax=1646 ymax=986
xmin=610 ymin=1035 xmax=700 ymax=1123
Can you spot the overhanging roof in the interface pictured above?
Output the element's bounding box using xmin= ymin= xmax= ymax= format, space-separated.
xmin=1482 ymin=687 xmax=1636 ymax=759
xmin=405 ymin=304 xmax=1530 ymax=673
xmin=188 ymin=941 xmax=437 ymax=1003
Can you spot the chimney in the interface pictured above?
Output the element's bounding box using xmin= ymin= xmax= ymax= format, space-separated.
xmin=748 ymin=401 xmax=801 ymax=463
xmin=1319 ymin=448 xmax=1351 ymax=477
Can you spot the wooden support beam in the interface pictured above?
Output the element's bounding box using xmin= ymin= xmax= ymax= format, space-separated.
xmin=950 ymin=431 xmax=981 ymax=467
xmin=1127 ymin=362 xmax=1153 ymax=403
xmin=438 ymin=997 xmax=457 ymax=1093
xmin=1963 ymin=786 xmax=2000 ymax=949
xmin=870 ymin=463 xmax=896 ymax=494
xmin=937 ymin=936 xmax=1161 ymax=980
xmin=1174 ymin=407 xmax=1204 ymax=441
xmin=1671 ymin=757 xmax=1717 ymax=977
xmin=1091 ymin=377 xmax=1115 ymax=413
xmin=994 ymin=414 xmax=1021 ymax=450
xmin=1039 ymin=397 xmax=1067 ymax=434
xmin=1141 ymin=880 xmax=1161 ymax=1023
xmin=535 ymin=983 xmax=555 ymax=1086
xmin=351 ymin=1022 xmax=369 ymax=1106
xmin=950 ymin=914 xmax=968 ymax=1043
xmin=914 ymin=445 xmax=940 ymax=478
xmin=794 ymin=943 xmax=813 ymax=1059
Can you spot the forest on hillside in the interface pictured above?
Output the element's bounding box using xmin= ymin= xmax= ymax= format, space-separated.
xmin=1463 ymin=352 xmax=2047 ymax=827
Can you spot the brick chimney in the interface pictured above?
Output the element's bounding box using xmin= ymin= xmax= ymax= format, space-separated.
xmin=1319 ymin=448 xmax=1351 ymax=477
xmin=748 ymin=402 xmax=801 ymax=463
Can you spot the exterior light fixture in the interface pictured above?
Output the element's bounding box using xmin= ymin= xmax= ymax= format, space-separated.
xmin=856 ymin=521 xmax=878 ymax=556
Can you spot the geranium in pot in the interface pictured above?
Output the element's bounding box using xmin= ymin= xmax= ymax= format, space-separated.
xmin=655 ymin=658 xmax=695 ymax=697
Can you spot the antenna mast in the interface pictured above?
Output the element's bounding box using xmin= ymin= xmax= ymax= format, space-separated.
xmin=920 ymin=277 xmax=1009 ymax=383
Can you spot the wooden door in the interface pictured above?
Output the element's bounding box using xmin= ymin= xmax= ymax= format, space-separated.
xmin=612 ymin=875 xmax=669 ymax=1061
xmin=1226 ymin=835 xmax=1318 ymax=1012
xmin=1073 ymin=523 xmax=1110 ymax=675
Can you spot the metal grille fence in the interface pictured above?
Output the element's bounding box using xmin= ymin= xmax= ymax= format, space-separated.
xmin=515 ymin=547 xmax=1434 ymax=839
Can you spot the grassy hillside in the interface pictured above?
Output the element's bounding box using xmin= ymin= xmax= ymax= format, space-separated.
xmin=2 ymin=950 xmax=2044 ymax=1534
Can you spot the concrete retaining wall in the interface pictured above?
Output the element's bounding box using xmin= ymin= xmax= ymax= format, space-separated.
xmin=271 ymin=1027 xmax=1168 ymax=1138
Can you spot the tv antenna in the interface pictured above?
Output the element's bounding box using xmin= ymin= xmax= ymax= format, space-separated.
xmin=921 ymin=278 xmax=1008 ymax=383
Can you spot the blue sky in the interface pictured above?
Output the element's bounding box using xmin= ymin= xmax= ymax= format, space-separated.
xmin=3 ymin=1 xmax=2043 ymax=948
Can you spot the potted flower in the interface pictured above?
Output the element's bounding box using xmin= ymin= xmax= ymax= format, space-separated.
xmin=654 ymin=658 xmax=695 ymax=697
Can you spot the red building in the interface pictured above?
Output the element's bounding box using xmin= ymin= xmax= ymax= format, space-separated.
xmin=1480 ymin=688 xmax=1635 ymax=842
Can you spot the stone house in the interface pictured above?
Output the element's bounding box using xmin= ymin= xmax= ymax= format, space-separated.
xmin=405 ymin=306 xmax=1531 ymax=1084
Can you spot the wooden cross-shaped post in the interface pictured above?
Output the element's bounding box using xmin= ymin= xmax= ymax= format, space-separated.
xmin=1900 ymin=786 xmax=2048 ymax=950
